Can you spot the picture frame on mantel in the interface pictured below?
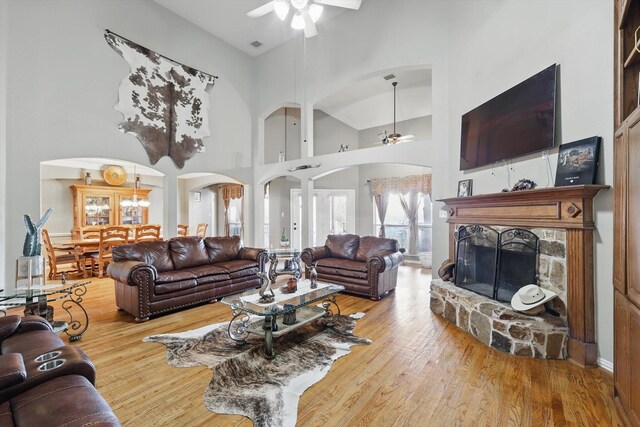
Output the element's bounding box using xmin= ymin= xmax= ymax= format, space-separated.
xmin=457 ymin=179 xmax=473 ymax=197
xmin=554 ymin=136 xmax=601 ymax=187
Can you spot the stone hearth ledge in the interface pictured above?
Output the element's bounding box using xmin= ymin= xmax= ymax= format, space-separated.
xmin=430 ymin=279 xmax=568 ymax=359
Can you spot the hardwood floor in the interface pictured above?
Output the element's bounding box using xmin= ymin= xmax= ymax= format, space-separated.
xmin=17 ymin=266 xmax=622 ymax=426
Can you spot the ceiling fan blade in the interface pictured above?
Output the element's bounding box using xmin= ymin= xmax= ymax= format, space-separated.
xmin=302 ymin=10 xmax=318 ymax=38
xmin=247 ymin=1 xmax=276 ymax=18
xmin=314 ymin=0 xmax=362 ymax=10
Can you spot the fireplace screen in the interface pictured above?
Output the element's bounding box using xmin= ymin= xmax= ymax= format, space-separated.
xmin=455 ymin=225 xmax=539 ymax=302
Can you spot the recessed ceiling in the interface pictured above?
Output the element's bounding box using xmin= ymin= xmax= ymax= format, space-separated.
xmin=315 ymin=69 xmax=432 ymax=130
xmin=153 ymin=0 xmax=356 ymax=57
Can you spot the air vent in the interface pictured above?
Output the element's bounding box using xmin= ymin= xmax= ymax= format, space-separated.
xmin=383 ymin=74 xmax=396 ymax=80
xmin=250 ymin=40 xmax=263 ymax=48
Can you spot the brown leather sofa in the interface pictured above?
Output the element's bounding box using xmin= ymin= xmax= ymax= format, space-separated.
xmin=0 ymin=315 xmax=120 ymax=426
xmin=107 ymin=236 xmax=268 ymax=322
xmin=301 ymin=234 xmax=404 ymax=300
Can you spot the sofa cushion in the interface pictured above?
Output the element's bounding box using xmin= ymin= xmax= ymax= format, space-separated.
xmin=113 ymin=240 xmax=174 ymax=273
xmin=215 ymin=260 xmax=259 ymax=278
xmin=317 ymin=258 xmax=368 ymax=279
xmin=186 ymin=264 xmax=229 ymax=279
xmin=355 ymin=236 xmax=399 ymax=262
xmin=0 ymin=402 xmax=13 ymax=427
xmin=0 ymin=315 xmax=21 ymax=341
xmin=204 ymin=236 xmax=241 ymax=263
xmin=10 ymin=375 xmax=120 ymax=427
xmin=325 ymin=234 xmax=360 ymax=260
xmin=1 ymin=330 xmax=64 ymax=357
xmin=169 ymin=237 xmax=209 ymax=270
xmin=155 ymin=279 xmax=197 ymax=295
xmin=156 ymin=270 xmax=197 ymax=284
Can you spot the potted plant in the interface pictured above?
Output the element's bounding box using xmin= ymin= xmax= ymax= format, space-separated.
xmin=280 ymin=227 xmax=290 ymax=248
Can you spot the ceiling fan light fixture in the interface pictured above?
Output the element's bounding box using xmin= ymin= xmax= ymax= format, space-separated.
xmin=274 ymin=0 xmax=290 ymax=20
xmin=291 ymin=12 xmax=305 ymax=29
xmin=291 ymin=0 xmax=309 ymax=10
xmin=309 ymin=4 xmax=323 ymax=22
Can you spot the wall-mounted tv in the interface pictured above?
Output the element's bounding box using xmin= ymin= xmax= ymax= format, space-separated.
xmin=460 ymin=64 xmax=557 ymax=171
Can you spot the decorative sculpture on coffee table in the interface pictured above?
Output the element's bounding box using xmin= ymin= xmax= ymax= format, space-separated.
xmin=281 ymin=277 xmax=298 ymax=294
xmin=257 ymin=272 xmax=275 ymax=303
xmin=309 ymin=262 xmax=318 ymax=289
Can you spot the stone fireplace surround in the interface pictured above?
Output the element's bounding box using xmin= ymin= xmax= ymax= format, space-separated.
xmin=435 ymin=185 xmax=608 ymax=367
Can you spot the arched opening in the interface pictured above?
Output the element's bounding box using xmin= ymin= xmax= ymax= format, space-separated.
xmin=177 ymin=172 xmax=245 ymax=238
xmin=40 ymin=158 xmax=165 ymax=242
xmin=263 ymin=175 xmax=302 ymax=249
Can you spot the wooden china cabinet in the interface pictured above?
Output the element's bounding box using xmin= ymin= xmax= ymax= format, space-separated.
xmin=614 ymin=1 xmax=640 ymax=425
xmin=70 ymin=185 xmax=151 ymax=239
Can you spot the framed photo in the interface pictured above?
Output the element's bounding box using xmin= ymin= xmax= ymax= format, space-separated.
xmin=457 ymin=179 xmax=473 ymax=197
xmin=554 ymin=136 xmax=601 ymax=187
xmin=194 ymin=191 xmax=201 ymax=202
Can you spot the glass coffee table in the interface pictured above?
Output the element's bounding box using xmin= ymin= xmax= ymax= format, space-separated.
xmin=221 ymin=280 xmax=344 ymax=359
xmin=0 ymin=279 xmax=91 ymax=341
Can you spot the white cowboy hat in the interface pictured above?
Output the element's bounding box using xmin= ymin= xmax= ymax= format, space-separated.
xmin=511 ymin=284 xmax=557 ymax=312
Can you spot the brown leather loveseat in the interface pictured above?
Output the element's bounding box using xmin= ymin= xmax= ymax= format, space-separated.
xmin=0 ymin=315 xmax=120 ymax=426
xmin=107 ymin=236 xmax=268 ymax=322
xmin=301 ymin=234 xmax=403 ymax=300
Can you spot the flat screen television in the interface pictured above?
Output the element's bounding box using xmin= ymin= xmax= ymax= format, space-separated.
xmin=460 ymin=64 xmax=557 ymax=171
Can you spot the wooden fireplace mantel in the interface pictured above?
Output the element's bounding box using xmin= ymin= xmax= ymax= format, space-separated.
xmin=438 ymin=184 xmax=609 ymax=368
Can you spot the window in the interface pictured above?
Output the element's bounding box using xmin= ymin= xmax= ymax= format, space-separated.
xmin=373 ymin=193 xmax=432 ymax=255
xmin=228 ymin=198 xmax=242 ymax=237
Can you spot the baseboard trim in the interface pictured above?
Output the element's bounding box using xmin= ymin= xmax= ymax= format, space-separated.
xmin=598 ymin=357 xmax=613 ymax=372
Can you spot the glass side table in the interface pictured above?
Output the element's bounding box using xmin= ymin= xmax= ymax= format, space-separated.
xmin=267 ymin=248 xmax=302 ymax=283
xmin=0 ymin=279 xmax=92 ymax=341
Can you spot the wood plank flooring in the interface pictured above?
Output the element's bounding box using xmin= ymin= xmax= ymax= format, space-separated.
xmin=13 ymin=266 xmax=622 ymax=426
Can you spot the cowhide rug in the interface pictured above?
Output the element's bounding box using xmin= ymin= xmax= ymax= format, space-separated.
xmin=143 ymin=313 xmax=370 ymax=427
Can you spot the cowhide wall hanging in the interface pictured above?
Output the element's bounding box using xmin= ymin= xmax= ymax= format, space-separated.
xmin=105 ymin=30 xmax=217 ymax=169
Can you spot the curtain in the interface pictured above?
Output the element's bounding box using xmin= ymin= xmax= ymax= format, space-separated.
xmin=370 ymin=174 xmax=432 ymax=197
xmin=221 ymin=184 xmax=243 ymax=237
xmin=399 ymin=192 xmax=419 ymax=254
xmin=373 ymin=193 xmax=389 ymax=238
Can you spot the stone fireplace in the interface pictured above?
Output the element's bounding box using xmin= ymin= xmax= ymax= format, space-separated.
xmin=434 ymin=185 xmax=607 ymax=367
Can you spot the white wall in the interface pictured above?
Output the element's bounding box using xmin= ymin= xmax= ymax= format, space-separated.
xmin=445 ymin=0 xmax=613 ymax=363
xmin=265 ymin=107 xmax=302 ymax=164
xmin=189 ymin=187 xmax=214 ymax=237
xmin=2 ymin=0 xmax=255 ymax=287
xmin=254 ymin=0 xmax=614 ymax=365
xmin=313 ymin=110 xmax=359 ymax=155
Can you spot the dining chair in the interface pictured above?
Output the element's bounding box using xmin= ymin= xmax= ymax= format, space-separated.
xmin=195 ymin=223 xmax=208 ymax=238
xmin=177 ymin=224 xmax=189 ymax=237
xmin=90 ymin=226 xmax=129 ymax=278
xmin=80 ymin=225 xmax=102 ymax=240
xmin=134 ymin=224 xmax=161 ymax=242
xmin=41 ymin=229 xmax=86 ymax=279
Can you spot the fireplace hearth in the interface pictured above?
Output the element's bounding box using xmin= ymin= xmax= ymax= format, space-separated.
xmin=455 ymin=225 xmax=539 ymax=303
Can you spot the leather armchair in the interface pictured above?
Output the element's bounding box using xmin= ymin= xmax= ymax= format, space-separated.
xmin=0 ymin=315 xmax=120 ymax=426
xmin=301 ymin=234 xmax=403 ymax=300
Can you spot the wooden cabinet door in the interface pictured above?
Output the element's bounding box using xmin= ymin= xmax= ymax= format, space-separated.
xmin=627 ymin=114 xmax=640 ymax=307
xmin=615 ymin=290 xmax=631 ymax=413
xmin=615 ymin=128 xmax=627 ymax=294
xmin=629 ymin=301 xmax=640 ymax=426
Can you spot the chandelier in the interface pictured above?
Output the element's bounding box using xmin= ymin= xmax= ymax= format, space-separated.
xmin=120 ymin=165 xmax=150 ymax=208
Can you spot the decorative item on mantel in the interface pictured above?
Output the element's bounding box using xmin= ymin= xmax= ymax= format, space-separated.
xmin=84 ymin=172 xmax=92 ymax=186
xmin=338 ymin=144 xmax=349 ymax=152
xmin=105 ymin=30 xmax=217 ymax=169
xmin=503 ymin=178 xmax=537 ymax=192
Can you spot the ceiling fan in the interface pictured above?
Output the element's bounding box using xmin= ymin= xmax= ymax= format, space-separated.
xmin=378 ymin=81 xmax=414 ymax=145
xmin=247 ymin=0 xmax=362 ymax=38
